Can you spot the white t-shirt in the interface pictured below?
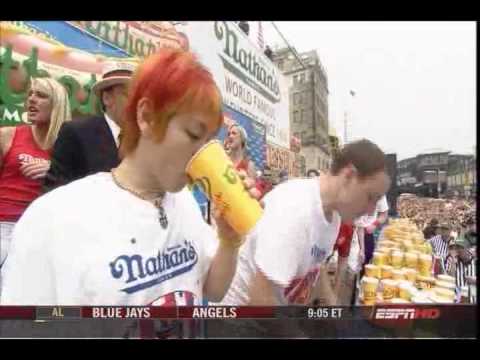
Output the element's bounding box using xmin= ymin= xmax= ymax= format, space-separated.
xmin=354 ymin=195 xmax=389 ymax=228
xmin=0 ymin=173 xmax=218 ymax=306
xmin=220 ymin=178 xmax=341 ymax=305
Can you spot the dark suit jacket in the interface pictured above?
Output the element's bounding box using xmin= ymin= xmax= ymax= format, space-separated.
xmin=43 ymin=115 xmax=119 ymax=192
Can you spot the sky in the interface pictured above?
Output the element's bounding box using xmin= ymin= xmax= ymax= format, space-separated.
xmin=256 ymin=21 xmax=476 ymax=161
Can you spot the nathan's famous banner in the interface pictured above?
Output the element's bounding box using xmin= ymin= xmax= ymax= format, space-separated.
xmin=67 ymin=21 xmax=183 ymax=58
xmin=0 ymin=21 xmax=182 ymax=126
xmin=175 ymin=21 xmax=290 ymax=149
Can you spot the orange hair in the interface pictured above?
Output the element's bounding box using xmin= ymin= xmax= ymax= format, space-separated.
xmin=120 ymin=49 xmax=223 ymax=156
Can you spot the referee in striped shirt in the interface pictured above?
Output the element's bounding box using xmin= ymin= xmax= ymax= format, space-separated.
xmin=445 ymin=238 xmax=477 ymax=303
xmin=428 ymin=223 xmax=453 ymax=261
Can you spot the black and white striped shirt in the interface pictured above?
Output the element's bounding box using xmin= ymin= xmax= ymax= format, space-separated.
xmin=428 ymin=235 xmax=451 ymax=260
xmin=445 ymin=255 xmax=477 ymax=303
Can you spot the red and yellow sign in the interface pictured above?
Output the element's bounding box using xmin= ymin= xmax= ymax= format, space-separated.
xmin=266 ymin=144 xmax=303 ymax=177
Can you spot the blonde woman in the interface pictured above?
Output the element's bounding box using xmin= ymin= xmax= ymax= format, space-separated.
xmin=224 ymin=123 xmax=257 ymax=180
xmin=0 ymin=77 xmax=71 ymax=270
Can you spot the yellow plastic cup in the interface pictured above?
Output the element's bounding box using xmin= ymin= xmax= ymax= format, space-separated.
xmin=380 ymin=265 xmax=393 ymax=279
xmin=365 ymin=264 xmax=381 ymax=279
xmin=186 ymin=140 xmax=263 ymax=235
xmin=418 ymin=254 xmax=433 ymax=276
xmin=404 ymin=252 xmax=419 ymax=269
xmin=404 ymin=268 xmax=418 ymax=283
xmin=373 ymin=252 xmax=387 ymax=266
xmin=376 ymin=247 xmax=392 ymax=265
xmin=361 ymin=277 xmax=379 ymax=305
xmin=392 ymin=269 xmax=406 ymax=281
xmin=398 ymin=281 xmax=413 ymax=301
xmin=401 ymin=240 xmax=413 ymax=252
xmin=391 ymin=251 xmax=404 ymax=269
xmin=381 ymin=279 xmax=398 ymax=300
xmin=416 ymin=275 xmax=436 ymax=290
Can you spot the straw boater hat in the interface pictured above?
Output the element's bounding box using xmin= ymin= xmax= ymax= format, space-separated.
xmin=92 ymin=61 xmax=136 ymax=97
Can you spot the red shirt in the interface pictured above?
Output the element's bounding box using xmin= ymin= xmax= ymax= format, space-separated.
xmin=334 ymin=223 xmax=355 ymax=258
xmin=235 ymin=158 xmax=249 ymax=173
xmin=255 ymin=177 xmax=273 ymax=198
xmin=235 ymin=159 xmax=272 ymax=198
xmin=0 ymin=126 xmax=51 ymax=222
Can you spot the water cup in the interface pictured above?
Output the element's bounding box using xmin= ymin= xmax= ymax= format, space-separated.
xmin=418 ymin=254 xmax=433 ymax=276
xmin=186 ymin=140 xmax=263 ymax=235
xmin=361 ymin=277 xmax=379 ymax=305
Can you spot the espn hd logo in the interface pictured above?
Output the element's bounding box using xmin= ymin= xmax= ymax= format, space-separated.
xmin=374 ymin=308 xmax=441 ymax=320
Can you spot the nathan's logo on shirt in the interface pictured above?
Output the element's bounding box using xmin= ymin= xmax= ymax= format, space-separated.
xmin=17 ymin=154 xmax=48 ymax=165
xmin=311 ymin=245 xmax=326 ymax=262
xmin=109 ymin=240 xmax=198 ymax=294
xmin=284 ymin=267 xmax=320 ymax=304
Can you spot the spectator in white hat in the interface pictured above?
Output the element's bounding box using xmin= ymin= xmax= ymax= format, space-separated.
xmin=43 ymin=60 xmax=136 ymax=192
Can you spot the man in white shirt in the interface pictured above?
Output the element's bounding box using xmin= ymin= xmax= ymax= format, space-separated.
xmin=221 ymin=139 xmax=391 ymax=306
xmin=355 ymin=195 xmax=389 ymax=272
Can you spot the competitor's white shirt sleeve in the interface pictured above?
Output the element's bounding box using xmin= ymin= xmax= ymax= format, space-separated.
xmin=354 ymin=195 xmax=389 ymax=227
xmin=253 ymin=196 xmax=307 ymax=287
xmin=0 ymin=198 xmax=56 ymax=305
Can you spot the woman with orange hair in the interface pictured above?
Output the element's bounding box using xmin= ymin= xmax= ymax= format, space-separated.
xmin=1 ymin=49 xmax=260 ymax=310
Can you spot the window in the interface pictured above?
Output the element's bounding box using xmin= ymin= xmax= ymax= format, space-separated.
xmin=293 ymin=75 xmax=299 ymax=85
xmin=302 ymin=91 xmax=310 ymax=104
xmin=293 ymin=92 xmax=299 ymax=105
xmin=293 ymin=111 xmax=299 ymax=123
xmin=299 ymin=73 xmax=305 ymax=83
xmin=300 ymin=109 xmax=305 ymax=122
xmin=301 ymin=131 xmax=307 ymax=143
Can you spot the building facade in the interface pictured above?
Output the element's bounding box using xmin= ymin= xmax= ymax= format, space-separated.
xmin=272 ymin=47 xmax=331 ymax=173
xmin=397 ymin=149 xmax=475 ymax=198
xmin=447 ymin=154 xmax=476 ymax=198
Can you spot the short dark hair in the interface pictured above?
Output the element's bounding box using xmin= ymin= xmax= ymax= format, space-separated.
xmin=330 ymin=139 xmax=387 ymax=178
xmin=307 ymin=169 xmax=320 ymax=177
xmin=100 ymin=87 xmax=112 ymax=112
